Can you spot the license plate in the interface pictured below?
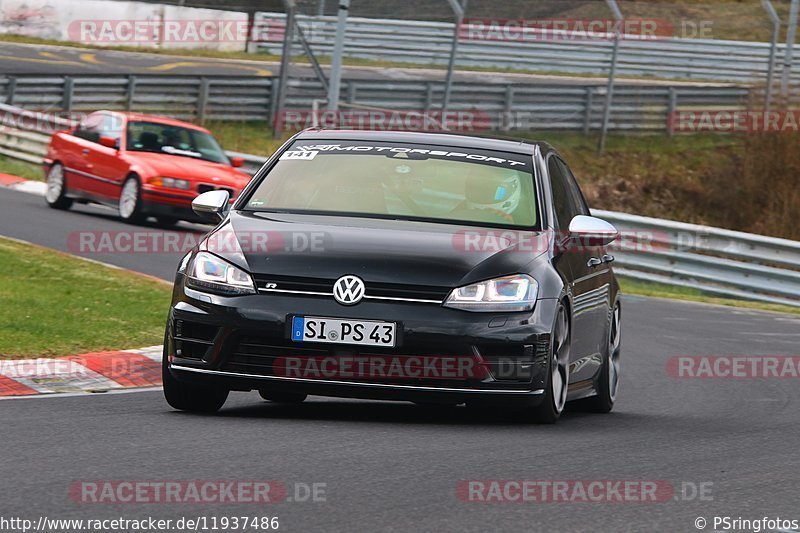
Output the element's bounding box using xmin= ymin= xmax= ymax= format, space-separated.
xmin=291 ymin=316 xmax=396 ymax=347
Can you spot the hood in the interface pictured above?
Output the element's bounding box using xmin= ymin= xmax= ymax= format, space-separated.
xmin=211 ymin=211 xmax=548 ymax=290
xmin=128 ymin=152 xmax=250 ymax=187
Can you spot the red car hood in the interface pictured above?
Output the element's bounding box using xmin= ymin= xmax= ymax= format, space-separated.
xmin=129 ymin=152 xmax=250 ymax=188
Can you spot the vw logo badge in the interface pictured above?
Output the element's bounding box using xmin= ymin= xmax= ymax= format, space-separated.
xmin=333 ymin=275 xmax=365 ymax=305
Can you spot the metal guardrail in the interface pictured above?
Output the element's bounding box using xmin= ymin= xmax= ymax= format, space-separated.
xmin=0 ymin=74 xmax=751 ymax=134
xmin=593 ymin=209 xmax=800 ymax=308
xmin=1 ymin=101 xmax=797 ymax=306
xmin=0 ymin=76 xmax=274 ymax=122
xmin=252 ymin=13 xmax=800 ymax=85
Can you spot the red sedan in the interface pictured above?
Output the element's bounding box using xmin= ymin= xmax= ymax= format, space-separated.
xmin=44 ymin=111 xmax=251 ymax=225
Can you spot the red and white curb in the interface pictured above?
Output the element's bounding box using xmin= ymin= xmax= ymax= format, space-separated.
xmin=0 ymin=346 xmax=163 ymax=397
xmin=0 ymin=173 xmax=46 ymax=196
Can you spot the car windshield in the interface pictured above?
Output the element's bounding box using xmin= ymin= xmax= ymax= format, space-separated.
xmin=126 ymin=121 xmax=229 ymax=164
xmin=243 ymin=141 xmax=538 ymax=229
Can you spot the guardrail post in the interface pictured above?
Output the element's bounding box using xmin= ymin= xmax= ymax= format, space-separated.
xmin=781 ymin=0 xmax=799 ymax=101
xmin=424 ymin=83 xmax=434 ymax=112
xmin=501 ymin=85 xmax=514 ymax=131
xmin=667 ymin=88 xmax=678 ymax=136
xmin=442 ymin=0 xmax=467 ymax=111
xmin=346 ymin=82 xmax=356 ymax=104
xmin=762 ymin=0 xmax=781 ymax=110
xmin=5 ymin=77 xmax=16 ymax=105
xmin=125 ymin=75 xmax=136 ymax=111
xmin=583 ymin=87 xmax=594 ymax=135
xmin=274 ymin=1 xmax=297 ymax=137
xmin=197 ymin=77 xmax=210 ymax=123
xmin=62 ymin=76 xmax=74 ymax=113
xmin=268 ymin=77 xmax=278 ymax=123
xmin=325 ymin=0 xmax=349 ymax=110
xmin=598 ymin=0 xmax=623 ymax=154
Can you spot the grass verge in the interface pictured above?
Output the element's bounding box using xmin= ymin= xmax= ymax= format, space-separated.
xmin=0 ymin=156 xmax=43 ymax=181
xmin=619 ymin=278 xmax=800 ymax=316
xmin=0 ymin=237 xmax=172 ymax=359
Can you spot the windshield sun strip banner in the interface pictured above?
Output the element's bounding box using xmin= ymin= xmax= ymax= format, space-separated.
xmin=285 ymin=142 xmax=533 ymax=172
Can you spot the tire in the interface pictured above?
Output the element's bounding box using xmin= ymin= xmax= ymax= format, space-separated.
xmin=119 ymin=176 xmax=145 ymax=224
xmin=44 ymin=163 xmax=72 ymax=210
xmin=258 ymin=390 xmax=307 ymax=404
xmin=529 ymin=302 xmax=570 ymax=424
xmin=583 ymin=301 xmax=621 ymax=413
xmin=162 ymin=346 xmax=228 ymax=413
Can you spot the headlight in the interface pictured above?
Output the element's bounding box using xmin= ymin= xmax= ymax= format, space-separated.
xmin=186 ymin=252 xmax=256 ymax=295
xmin=443 ymin=274 xmax=538 ymax=312
xmin=149 ymin=176 xmax=191 ymax=190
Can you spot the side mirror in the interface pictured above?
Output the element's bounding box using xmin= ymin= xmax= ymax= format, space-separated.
xmin=192 ymin=190 xmax=230 ymax=222
xmin=99 ymin=136 xmax=118 ymax=149
xmin=230 ymin=156 xmax=245 ymax=168
xmin=568 ymin=215 xmax=618 ymax=246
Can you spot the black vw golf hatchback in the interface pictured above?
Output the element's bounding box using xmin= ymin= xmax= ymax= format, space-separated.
xmin=163 ymin=130 xmax=621 ymax=423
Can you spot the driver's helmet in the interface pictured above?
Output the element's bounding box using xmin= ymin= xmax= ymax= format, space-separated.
xmin=463 ymin=166 xmax=522 ymax=216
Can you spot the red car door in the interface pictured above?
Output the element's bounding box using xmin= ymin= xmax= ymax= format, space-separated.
xmin=80 ymin=113 xmax=129 ymax=202
xmin=60 ymin=113 xmax=106 ymax=196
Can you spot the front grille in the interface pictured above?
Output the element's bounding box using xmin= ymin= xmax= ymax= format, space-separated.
xmin=253 ymin=275 xmax=331 ymax=294
xmin=252 ymin=274 xmax=450 ymax=302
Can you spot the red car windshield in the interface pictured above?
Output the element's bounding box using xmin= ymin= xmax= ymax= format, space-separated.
xmin=126 ymin=121 xmax=229 ymax=165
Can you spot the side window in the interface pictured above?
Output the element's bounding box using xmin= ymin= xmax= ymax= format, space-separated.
xmin=99 ymin=114 xmax=123 ymax=143
xmin=73 ymin=114 xmax=104 ymax=143
xmin=548 ymin=156 xmax=579 ymax=230
xmin=557 ymin=158 xmax=590 ymax=216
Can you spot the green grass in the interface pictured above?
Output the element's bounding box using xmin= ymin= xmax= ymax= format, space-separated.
xmin=619 ymin=278 xmax=800 ymax=316
xmin=0 ymin=238 xmax=172 ymax=358
xmin=0 ymin=155 xmax=43 ymax=181
xmin=204 ymin=121 xmax=289 ymax=157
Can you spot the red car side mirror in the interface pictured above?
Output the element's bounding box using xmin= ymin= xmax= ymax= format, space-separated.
xmin=99 ymin=136 xmax=118 ymax=149
xmin=230 ymin=156 xmax=245 ymax=168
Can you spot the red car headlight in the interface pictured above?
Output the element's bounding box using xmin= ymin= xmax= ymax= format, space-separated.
xmin=148 ymin=176 xmax=191 ymax=190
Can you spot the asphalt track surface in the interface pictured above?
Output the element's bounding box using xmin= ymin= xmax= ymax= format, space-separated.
xmin=2 ymin=185 xmax=800 ymax=531
xmin=0 ymin=40 xmax=729 ymax=87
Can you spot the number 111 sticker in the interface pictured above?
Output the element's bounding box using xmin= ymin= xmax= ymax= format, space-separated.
xmin=280 ymin=150 xmax=319 ymax=161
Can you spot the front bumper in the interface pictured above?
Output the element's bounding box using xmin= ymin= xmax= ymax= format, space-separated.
xmin=165 ymin=274 xmax=559 ymax=404
xmin=141 ymin=187 xmax=203 ymax=222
